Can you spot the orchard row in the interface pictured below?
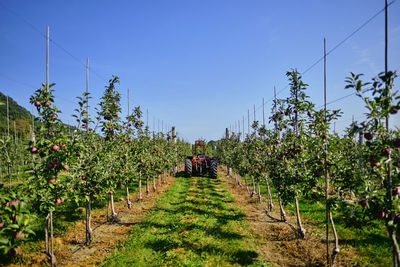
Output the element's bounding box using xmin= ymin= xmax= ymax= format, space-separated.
xmin=0 ymin=76 xmax=191 ymax=265
xmin=215 ymin=69 xmax=400 ymax=266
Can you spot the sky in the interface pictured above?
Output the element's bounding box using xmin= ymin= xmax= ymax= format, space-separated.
xmin=0 ymin=0 xmax=399 ymax=142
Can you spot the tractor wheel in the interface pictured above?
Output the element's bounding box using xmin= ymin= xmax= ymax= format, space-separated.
xmin=185 ymin=158 xmax=192 ymax=178
xmin=210 ymin=159 xmax=218 ymax=179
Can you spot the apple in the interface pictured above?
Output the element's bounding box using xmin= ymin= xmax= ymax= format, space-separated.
xmin=364 ymin=132 xmax=373 ymax=141
xmin=369 ymin=156 xmax=380 ymax=167
xmin=393 ymin=187 xmax=400 ymax=196
xmin=49 ymin=177 xmax=56 ymax=184
xmin=113 ymin=101 xmax=117 ymax=105
xmin=53 ymin=159 xmax=61 ymax=166
xmin=382 ymin=147 xmax=392 ymax=157
xmin=82 ymin=176 xmax=86 ymax=180
xmin=60 ymin=143 xmax=66 ymax=148
xmin=339 ymin=190 xmax=344 ymax=196
xmin=322 ymin=134 xmax=328 ymax=140
xmin=55 ymin=198 xmax=62 ymax=205
xmin=52 ymin=145 xmax=59 ymax=151
xmin=45 ymin=102 xmax=51 ymax=107
xmin=376 ymin=210 xmax=386 ymax=219
xmin=0 ymin=222 xmax=4 ymax=228
xmin=140 ymin=159 xmax=144 ymax=163
xmin=64 ymin=164 xmax=69 ymax=171
xmin=276 ymin=140 xmax=281 ymax=144
xmin=15 ymin=232 xmax=25 ymax=239
xmin=34 ymin=101 xmax=41 ymax=107
xmin=9 ymin=201 xmax=19 ymax=210
xmin=115 ymin=112 xmax=118 ymax=116
xmin=8 ymin=246 xmax=21 ymax=257
xmin=109 ymin=191 xmax=114 ymax=195
xmin=31 ymin=147 xmax=38 ymax=153
xmin=51 ymin=113 xmax=58 ymax=118
xmin=359 ymin=199 xmax=367 ymax=208
xmin=390 ymin=108 xmax=398 ymax=115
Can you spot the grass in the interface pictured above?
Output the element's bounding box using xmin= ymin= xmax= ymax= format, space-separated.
xmin=259 ymin=182 xmax=392 ymax=267
xmin=102 ymin=175 xmax=270 ymax=267
xmin=0 ymin=174 xmax=153 ymax=265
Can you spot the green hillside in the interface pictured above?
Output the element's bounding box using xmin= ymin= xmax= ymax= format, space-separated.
xmin=0 ymin=92 xmax=32 ymax=138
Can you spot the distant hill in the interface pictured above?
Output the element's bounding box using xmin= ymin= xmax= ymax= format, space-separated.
xmin=0 ymin=92 xmax=33 ymax=138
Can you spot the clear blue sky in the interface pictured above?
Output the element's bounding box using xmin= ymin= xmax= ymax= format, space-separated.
xmin=0 ymin=0 xmax=399 ymax=142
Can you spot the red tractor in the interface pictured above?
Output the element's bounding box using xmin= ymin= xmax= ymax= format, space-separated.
xmin=185 ymin=140 xmax=218 ymax=178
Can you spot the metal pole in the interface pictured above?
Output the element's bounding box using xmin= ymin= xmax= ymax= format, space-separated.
xmin=46 ymin=26 xmax=49 ymax=94
xmin=247 ymin=109 xmax=250 ymax=134
xmin=324 ymin=38 xmax=329 ymax=266
xmin=6 ymin=96 xmax=9 ymax=138
xmin=262 ymin=97 xmax=265 ymax=126
xmin=86 ymin=57 xmax=89 ymax=133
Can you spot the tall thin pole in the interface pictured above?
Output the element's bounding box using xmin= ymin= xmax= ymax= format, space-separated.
xmin=385 ymin=0 xmax=388 ymax=75
xmin=262 ymin=98 xmax=265 ymax=126
xmin=6 ymin=96 xmax=9 ymax=138
xmin=127 ymin=88 xmax=130 ymax=117
xmin=31 ymin=106 xmax=35 ymax=142
xmin=86 ymin=57 xmax=89 ymax=133
xmin=253 ymin=104 xmax=256 ymax=123
xmin=247 ymin=109 xmax=250 ymax=134
xmin=238 ymin=119 xmax=241 ymax=138
xmin=324 ymin=37 xmax=329 ymax=266
xmin=242 ymin=116 xmax=244 ymax=141
xmin=46 ymin=26 xmax=49 ymax=94
xmin=14 ymin=121 xmax=17 ymax=144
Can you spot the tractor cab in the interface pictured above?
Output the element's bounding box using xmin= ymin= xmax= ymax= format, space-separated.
xmin=185 ymin=140 xmax=218 ymax=178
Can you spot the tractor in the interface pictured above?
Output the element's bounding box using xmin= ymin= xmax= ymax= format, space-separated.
xmin=185 ymin=140 xmax=218 ymax=178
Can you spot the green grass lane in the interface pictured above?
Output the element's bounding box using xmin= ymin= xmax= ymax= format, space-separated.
xmin=102 ymin=176 xmax=270 ymax=267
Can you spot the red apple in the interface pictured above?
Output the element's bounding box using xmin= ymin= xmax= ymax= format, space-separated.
xmin=64 ymin=164 xmax=69 ymax=171
xmin=55 ymin=198 xmax=62 ymax=205
xmin=9 ymin=201 xmax=18 ymax=210
xmin=390 ymin=108 xmax=398 ymax=115
xmin=52 ymin=145 xmax=59 ymax=151
xmin=393 ymin=187 xmax=400 ymax=196
xmin=15 ymin=232 xmax=25 ymax=239
xmin=31 ymin=147 xmax=38 ymax=153
xmin=339 ymin=190 xmax=344 ymax=196
xmin=82 ymin=176 xmax=86 ymax=180
xmin=45 ymin=102 xmax=51 ymax=107
xmin=376 ymin=210 xmax=386 ymax=219
xmin=51 ymin=113 xmax=58 ymax=118
xmin=364 ymin=132 xmax=373 ymax=141
xmin=359 ymin=199 xmax=367 ymax=208
xmin=113 ymin=101 xmax=117 ymax=105
xmin=49 ymin=177 xmax=56 ymax=184
xmin=109 ymin=191 xmax=114 ymax=195
xmin=34 ymin=101 xmax=41 ymax=107
xmin=0 ymin=222 xmax=3 ymax=228
xmin=382 ymin=147 xmax=392 ymax=157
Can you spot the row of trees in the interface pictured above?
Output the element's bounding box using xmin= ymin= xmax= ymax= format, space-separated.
xmin=216 ymin=69 xmax=400 ymax=266
xmin=0 ymin=76 xmax=191 ymax=265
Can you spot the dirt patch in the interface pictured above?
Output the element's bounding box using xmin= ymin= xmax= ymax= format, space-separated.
xmin=11 ymin=175 xmax=176 ymax=267
xmin=220 ymin=172 xmax=359 ymax=267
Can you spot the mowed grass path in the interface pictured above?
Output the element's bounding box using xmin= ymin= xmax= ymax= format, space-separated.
xmin=102 ymin=175 xmax=269 ymax=266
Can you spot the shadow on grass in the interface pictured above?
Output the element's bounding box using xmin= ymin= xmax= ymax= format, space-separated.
xmin=133 ymin=175 xmax=259 ymax=265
